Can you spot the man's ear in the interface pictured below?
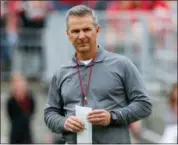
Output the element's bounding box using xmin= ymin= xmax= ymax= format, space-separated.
xmin=66 ymin=29 xmax=69 ymax=36
xmin=96 ymin=25 xmax=100 ymax=34
xmin=66 ymin=30 xmax=71 ymax=40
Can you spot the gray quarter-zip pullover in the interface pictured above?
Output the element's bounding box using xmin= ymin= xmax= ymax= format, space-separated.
xmin=44 ymin=46 xmax=152 ymax=144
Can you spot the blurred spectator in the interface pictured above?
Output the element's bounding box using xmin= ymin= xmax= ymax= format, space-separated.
xmin=6 ymin=1 xmax=52 ymax=78
xmin=0 ymin=1 xmax=11 ymax=72
xmin=130 ymin=120 xmax=143 ymax=143
xmin=6 ymin=72 xmax=36 ymax=144
xmin=52 ymin=0 xmax=87 ymax=11
xmin=88 ymin=1 xmax=109 ymax=10
xmin=7 ymin=1 xmax=52 ymax=30
xmin=0 ymin=1 xmax=8 ymax=34
xmin=51 ymin=0 xmax=109 ymax=11
xmin=6 ymin=1 xmax=20 ymax=55
xmin=105 ymin=1 xmax=171 ymax=57
xmin=107 ymin=1 xmax=170 ymax=13
xmin=160 ymin=83 xmax=177 ymax=143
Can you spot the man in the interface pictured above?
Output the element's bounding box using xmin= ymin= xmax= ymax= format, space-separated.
xmin=44 ymin=5 xmax=152 ymax=144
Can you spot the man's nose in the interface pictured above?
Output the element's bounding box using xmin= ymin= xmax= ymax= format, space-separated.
xmin=78 ymin=31 xmax=85 ymax=39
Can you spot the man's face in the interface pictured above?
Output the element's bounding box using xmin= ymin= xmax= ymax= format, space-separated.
xmin=67 ymin=15 xmax=100 ymax=53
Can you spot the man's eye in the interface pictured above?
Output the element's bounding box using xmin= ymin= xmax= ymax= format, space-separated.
xmin=83 ymin=28 xmax=91 ymax=32
xmin=71 ymin=30 xmax=79 ymax=33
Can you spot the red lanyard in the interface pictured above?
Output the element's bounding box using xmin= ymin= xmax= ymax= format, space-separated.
xmin=76 ymin=56 xmax=95 ymax=106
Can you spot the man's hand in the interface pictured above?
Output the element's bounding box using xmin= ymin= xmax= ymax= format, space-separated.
xmin=87 ymin=109 xmax=111 ymax=126
xmin=64 ymin=115 xmax=85 ymax=132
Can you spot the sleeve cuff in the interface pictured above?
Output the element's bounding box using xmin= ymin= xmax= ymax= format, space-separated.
xmin=110 ymin=110 xmax=126 ymax=125
xmin=57 ymin=116 xmax=68 ymax=133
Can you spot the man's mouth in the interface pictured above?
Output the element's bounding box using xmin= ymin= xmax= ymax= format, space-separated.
xmin=78 ymin=43 xmax=87 ymax=47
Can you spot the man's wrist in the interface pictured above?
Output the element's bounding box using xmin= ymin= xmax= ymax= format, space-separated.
xmin=110 ymin=110 xmax=118 ymax=125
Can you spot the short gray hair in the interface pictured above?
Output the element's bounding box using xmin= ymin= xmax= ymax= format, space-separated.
xmin=65 ymin=5 xmax=98 ymax=29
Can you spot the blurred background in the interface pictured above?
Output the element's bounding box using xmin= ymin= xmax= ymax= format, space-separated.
xmin=1 ymin=0 xmax=177 ymax=144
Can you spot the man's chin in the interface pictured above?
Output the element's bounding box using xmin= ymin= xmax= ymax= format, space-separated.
xmin=77 ymin=46 xmax=90 ymax=53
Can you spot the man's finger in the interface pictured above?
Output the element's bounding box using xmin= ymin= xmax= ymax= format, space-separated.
xmin=87 ymin=113 xmax=105 ymax=120
xmin=88 ymin=117 xmax=102 ymax=124
xmin=67 ymin=123 xmax=83 ymax=132
xmin=71 ymin=116 xmax=85 ymax=126
xmin=68 ymin=118 xmax=84 ymax=130
xmin=88 ymin=109 xmax=105 ymax=116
